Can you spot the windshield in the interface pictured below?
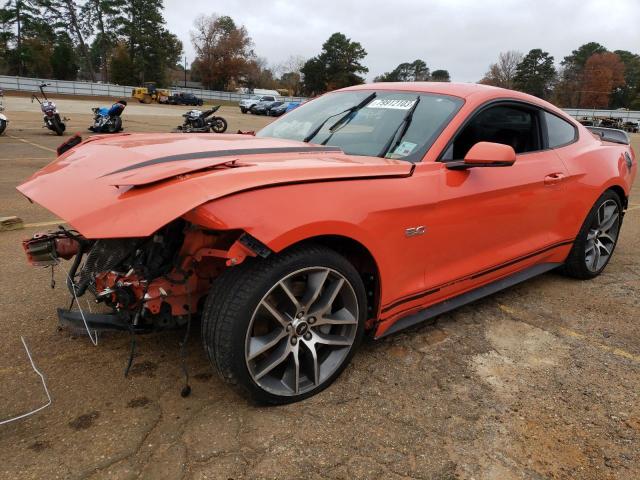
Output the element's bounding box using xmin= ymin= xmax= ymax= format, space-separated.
xmin=257 ymin=90 xmax=463 ymax=162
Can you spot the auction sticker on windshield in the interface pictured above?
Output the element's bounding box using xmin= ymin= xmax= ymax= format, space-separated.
xmin=366 ymin=99 xmax=416 ymax=110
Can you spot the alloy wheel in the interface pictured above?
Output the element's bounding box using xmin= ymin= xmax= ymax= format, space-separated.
xmin=245 ymin=267 xmax=359 ymax=396
xmin=585 ymin=199 xmax=620 ymax=272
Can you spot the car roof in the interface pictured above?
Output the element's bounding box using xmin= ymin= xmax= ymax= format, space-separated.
xmin=338 ymin=82 xmax=569 ymax=118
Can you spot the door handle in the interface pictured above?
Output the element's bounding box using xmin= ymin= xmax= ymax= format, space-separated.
xmin=544 ymin=172 xmax=565 ymax=185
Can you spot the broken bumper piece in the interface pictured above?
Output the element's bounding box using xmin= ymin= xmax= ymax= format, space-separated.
xmin=57 ymin=308 xmax=148 ymax=332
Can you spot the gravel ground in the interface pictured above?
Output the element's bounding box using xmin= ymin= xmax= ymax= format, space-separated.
xmin=0 ymin=98 xmax=638 ymax=480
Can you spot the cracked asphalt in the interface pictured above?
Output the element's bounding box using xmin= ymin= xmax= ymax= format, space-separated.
xmin=0 ymin=93 xmax=638 ymax=479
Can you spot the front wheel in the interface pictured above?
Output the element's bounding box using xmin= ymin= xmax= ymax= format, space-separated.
xmin=51 ymin=116 xmax=65 ymax=136
xmin=0 ymin=119 xmax=6 ymax=135
xmin=562 ymin=190 xmax=622 ymax=279
xmin=211 ymin=117 xmax=227 ymax=133
xmin=201 ymin=245 xmax=366 ymax=404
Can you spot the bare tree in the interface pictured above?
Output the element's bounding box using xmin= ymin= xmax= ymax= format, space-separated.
xmin=190 ymin=13 xmax=255 ymax=91
xmin=479 ymin=50 xmax=523 ymax=89
xmin=274 ymin=54 xmax=305 ymax=77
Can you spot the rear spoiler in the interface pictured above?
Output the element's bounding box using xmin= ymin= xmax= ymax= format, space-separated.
xmin=586 ymin=127 xmax=630 ymax=145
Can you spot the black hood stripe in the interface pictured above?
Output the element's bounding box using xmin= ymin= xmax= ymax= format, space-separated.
xmin=104 ymin=146 xmax=343 ymax=176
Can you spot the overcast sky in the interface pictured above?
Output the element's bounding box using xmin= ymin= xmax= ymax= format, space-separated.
xmin=164 ymin=0 xmax=640 ymax=83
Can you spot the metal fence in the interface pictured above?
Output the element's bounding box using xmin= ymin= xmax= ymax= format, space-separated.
xmin=563 ymin=108 xmax=640 ymax=122
xmin=1 ymin=75 xmax=637 ymax=120
xmin=0 ymin=75 xmax=307 ymax=104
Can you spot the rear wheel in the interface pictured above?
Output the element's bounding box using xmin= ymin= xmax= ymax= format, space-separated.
xmin=562 ymin=190 xmax=622 ymax=279
xmin=107 ymin=116 xmax=122 ymax=133
xmin=211 ymin=117 xmax=227 ymax=133
xmin=201 ymin=245 xmax=366 ymax=404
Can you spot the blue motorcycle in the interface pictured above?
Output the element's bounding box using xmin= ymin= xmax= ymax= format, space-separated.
xmin=89 ymin=100 xmax=127 ymax=133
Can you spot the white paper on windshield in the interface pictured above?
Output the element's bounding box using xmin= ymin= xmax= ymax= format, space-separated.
xmin=366 ymin=99 xmax=416 ymax=110
xmin=393 ymin=141 xmax=418 ymax=157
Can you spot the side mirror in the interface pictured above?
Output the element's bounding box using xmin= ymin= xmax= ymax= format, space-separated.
xmin=446 ymin=142 xmax=516 ymax=170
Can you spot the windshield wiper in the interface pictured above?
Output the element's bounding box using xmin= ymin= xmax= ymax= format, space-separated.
xmin=377 ymin=95 xmax=421 ymax=158
xmin=303 ymin=92 xmax=376 ymax=143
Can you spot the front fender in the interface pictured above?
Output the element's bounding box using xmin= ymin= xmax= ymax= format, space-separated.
xmin=184 ymin=187 xmax=381 ymax=257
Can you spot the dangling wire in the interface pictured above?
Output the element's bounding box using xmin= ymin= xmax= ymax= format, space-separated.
xmin=124 ymin=283 xmax=148 ymax=378
xmin=179 ymin=275 xmax=193 ymax=398
xmin=0 ymin=337 xmax=52 ymax=425
xmin=64 ymin=268 xmax=98 ymax=346
xmin=124 ymin=313 xmax=138 ymax=378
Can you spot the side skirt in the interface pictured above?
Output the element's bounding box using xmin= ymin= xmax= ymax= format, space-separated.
xmin=375 ymin=262 xmax=561 ymax=339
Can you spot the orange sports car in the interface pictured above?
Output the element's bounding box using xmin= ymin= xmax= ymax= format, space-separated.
xmin=19 ymin=83 xmax=637 ymax=403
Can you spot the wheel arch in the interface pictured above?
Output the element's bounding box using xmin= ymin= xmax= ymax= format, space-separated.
xmin=606 ymin=184 xmax=628 ymax=210
xmin=275 ymin=234 xmax=381 ymax=326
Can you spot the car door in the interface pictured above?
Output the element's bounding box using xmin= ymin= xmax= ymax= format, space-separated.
xmin=424 ymin=102 xmax=570 ymax=297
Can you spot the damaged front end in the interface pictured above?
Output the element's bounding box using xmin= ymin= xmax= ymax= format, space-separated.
xmin=23 ymin=221 xmax=268 ymax=333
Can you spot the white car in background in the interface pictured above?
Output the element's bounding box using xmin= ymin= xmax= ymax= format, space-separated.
xmin=239 ymin=94 xmax=277 ymax=114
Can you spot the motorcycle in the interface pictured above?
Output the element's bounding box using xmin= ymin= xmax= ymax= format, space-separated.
xmin=175 ymin=106 xmax=228 ymax=133
xmin=0 ymin=89 xmax=7 ymax=135
xmin=88 ymin=100 xmax=127 ymax=133
xmin=31 ymin=83 xmax=66 ymax=136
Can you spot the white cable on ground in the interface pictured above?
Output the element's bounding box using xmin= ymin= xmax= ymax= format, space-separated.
xmin=65 ymin=269 xmax=99 ymax=346
xmin=0 ymin=337 xmax=52 ymax=426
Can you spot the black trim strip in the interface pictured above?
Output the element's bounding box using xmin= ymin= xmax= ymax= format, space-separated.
xmin=376 ymin=262 xmax=562 ymax=338
xmin=381 ymin=239 xmax=574 ymax=313
xmin=105 ymin=146 xmax=344 ymax=176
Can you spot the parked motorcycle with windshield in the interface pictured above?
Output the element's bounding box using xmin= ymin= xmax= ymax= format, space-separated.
xmin=0 ymin=89 xmax=7 ymax=135
xmin=175 ymin=106 xmax=227 ymax=133
xmin=31 ymin=83 xmax=66 ymax=136
xmin=88 ymin=100 xmax=127 ymax=133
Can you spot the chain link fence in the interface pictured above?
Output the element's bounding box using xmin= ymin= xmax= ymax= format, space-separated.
xmin=0 ymin=75 xmax=307 ymax=104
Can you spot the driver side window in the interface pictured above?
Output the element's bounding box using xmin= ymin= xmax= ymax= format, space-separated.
xmin=442 ymin=104 xmax=542 ymax=161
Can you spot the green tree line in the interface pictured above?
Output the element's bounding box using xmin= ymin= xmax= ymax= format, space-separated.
xmin=0 ymin=0 xmax=182 ymax=86
xmin=480 ymin=42 xmax=640 ymax=109
xmin=2 ymin=4 xmax=639 ymax=109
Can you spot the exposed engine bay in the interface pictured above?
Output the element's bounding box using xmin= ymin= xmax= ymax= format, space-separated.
xmin=22 ymin=221 xmax=268 ymax=332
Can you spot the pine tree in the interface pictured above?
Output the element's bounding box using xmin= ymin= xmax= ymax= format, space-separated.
xmin=38 ymin=0 xmax=96 ymax=81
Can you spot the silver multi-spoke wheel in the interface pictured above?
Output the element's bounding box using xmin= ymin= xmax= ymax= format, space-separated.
xmin=585 ymin=199 xmax=620 ymax=272
xmin=245 ymin=267 xmax=359 ymax=397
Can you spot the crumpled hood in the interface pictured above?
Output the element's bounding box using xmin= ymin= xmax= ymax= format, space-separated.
xmin=17 ymin=133 xmax=413 ymax=238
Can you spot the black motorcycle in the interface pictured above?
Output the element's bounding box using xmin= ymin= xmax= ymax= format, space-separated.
xmin=175 ymin=106 xmax=227 ymax=133
xmin=89 ymin=100 xmax=127 ymax=133
xmin=0 ymin=88 xmax=7 ymax=135
xmin=31 ymin=83 xmax=66 ymax=136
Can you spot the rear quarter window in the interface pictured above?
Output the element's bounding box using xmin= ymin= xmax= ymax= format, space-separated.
xmin=544 ymin=112 xmax=577 ymax=148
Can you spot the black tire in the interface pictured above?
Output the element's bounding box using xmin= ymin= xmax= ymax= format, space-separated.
xmin=51 ymin=116 xmax=65 ymax=136
xmin=211 ymin=117 xmax=227 ymax=133
xmin=240 ymin=108 xmax=247 ymax=114
xmin=0 ymin=119 xmax=6 ymax=135
xmin=201 ymin=244 xmax=367 ymax=404
xmin=249 ymin=106 xmax=257 ymax=114
xmin=107 ymin=116 xmax=122 ymax=133
xmin=562 ymin=190 xmax=623 ymax=279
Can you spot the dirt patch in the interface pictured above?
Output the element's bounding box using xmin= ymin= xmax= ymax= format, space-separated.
xmin=28 ymin=440 xmax=51 ymax=452
xmin=69 ymin=411 xmax=100 ymax=430
xmin=127 ymin=396 xmax=151 ymax=408
xmin=127 ymin=360 xmax=158 ymax=378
